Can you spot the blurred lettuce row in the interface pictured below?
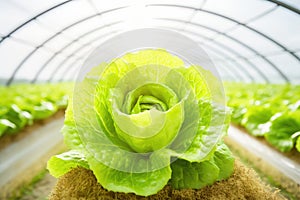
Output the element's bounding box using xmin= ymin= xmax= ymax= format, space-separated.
xmin=48 ymin=49 xmax=234 ymax=196
xmin=225 ymin=82 xmax=300 ymax=153
xmin=0 ymin=83 xmax=73 ymax=137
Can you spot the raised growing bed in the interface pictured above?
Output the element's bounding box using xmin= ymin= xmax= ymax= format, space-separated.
xmin=225 ymin=126 xmax=300 ymax=199
xmin=224 ymin=82 xmax=300 ymax=154
xmin=0 ymin=83 xmax=71 ymax=199
xmin=0 ymin=83 xmax=71 ymax=139
xmin=224 ymin=82 xmax=300 ymax=199
xmin=0 ymin=115 xmax=66 ymax=199
xmin=0 ymin=115 xmax=65 ymax=199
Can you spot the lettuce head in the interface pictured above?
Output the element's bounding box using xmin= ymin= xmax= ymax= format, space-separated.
xmin=48 ymin=49 xmax=234 ymax=196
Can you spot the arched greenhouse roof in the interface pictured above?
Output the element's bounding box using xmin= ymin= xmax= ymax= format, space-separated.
xmin=0 ymin=0 xmax=299 ymax=85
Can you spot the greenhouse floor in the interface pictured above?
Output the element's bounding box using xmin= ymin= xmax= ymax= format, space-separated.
xmin=10 ymin=154 xmax=289 ymax=200
xmin=13 ymin=172 xmax=56 ymax=200
xmin=0 ymin=112 xmax=66 ymax=199
xmin=1 ymin=121 xmax=299 ymax=199
xmin=225 ymin=126 xmax=300 ymax=199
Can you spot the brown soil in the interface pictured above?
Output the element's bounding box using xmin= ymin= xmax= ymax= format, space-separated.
xmin=0 ymin=109 xmax=65 ymax=150
xmin=49 ymin=160 xmax=285 ymax=200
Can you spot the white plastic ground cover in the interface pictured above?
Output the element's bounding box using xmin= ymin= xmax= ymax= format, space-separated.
xmin=228 ymin=126 xmax=300 ymax=185
xmin=0 ymin=118 xmax=64 ymax=190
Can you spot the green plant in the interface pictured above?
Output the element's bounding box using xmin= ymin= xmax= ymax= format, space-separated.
xmin=0 ymin=83 xmax=71 ymax=137
xmin=48 ymin=49 xmax=234 ymax=196
xmin=225 ymin=82 xmax=300 ymax=152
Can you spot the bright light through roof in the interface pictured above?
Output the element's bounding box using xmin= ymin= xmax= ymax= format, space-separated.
xmin=119 ymin=3 xmax=153 ymax=30
xmin=0 ymin=0 xmax=299 ymax=83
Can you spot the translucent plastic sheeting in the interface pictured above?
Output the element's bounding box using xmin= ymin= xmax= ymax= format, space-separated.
xmin=249 ymin=7 xmax=300 ymax=51
xmin=0 ymin=0 xmax=299 ymax=84
xmin=279 ymin=0 xmax=300 ymax=10
xmin=228 ymin=126 xmax=300 ymax=185
xmin=203 ymin=0 xmax=275 ymax=22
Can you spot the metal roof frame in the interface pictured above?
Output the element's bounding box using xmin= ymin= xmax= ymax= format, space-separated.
xmin=0 ymin=0 xmax=299 ymax=84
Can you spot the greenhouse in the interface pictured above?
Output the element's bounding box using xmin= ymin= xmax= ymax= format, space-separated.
xmin=0 ymin=0 xmax=299 ymax=199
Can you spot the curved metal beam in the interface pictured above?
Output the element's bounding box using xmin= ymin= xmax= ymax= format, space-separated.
xmin=57 ymin=57 xmax=82 ymax=81
xmin=0 ymin=0 xmax=73 ymax=44
xmin=63 ymin=61 xmax=80 ymax=81
xmin=54 ymin=25 xmax=247 ymax=83
xmin=6 ymin=6 xmax=127 ymax=85
xmin=6 ymin=2 xmax=297 ymax=84
xmin=147 ymin=4 xmax=299 ymax=82
xmin=47 ymin=25 xmax=245 ymax=82
xmin=266 ymin=0 xmax=300 ymax=15
xmin=2 ymin=1 xmax=299 ymax=84
xmin=48 ymin=53 xmax=81 ymax=82
xmin=49 ymin=19 xmax=269 ymax=83
xmin=201 ymin=44 xmax=252 ymax=82
xmin=158 ymin=26 xmax=255 ymax=82
xmin=31 ymin=21 xmax=122 ymax=83
xmin=45 ymin=20 xmax=270 ymax=83
xmin=48 ymin=23 xmax=268 ymax=81
xmin=200 ymin=47 xmax=244 ymax=82
xmin=148 ymin=4 xmax=299 ymax=61
xmin=60 ymin=36 xmax=241 ymax=83
xmin=38 ymin=16 xmax=276 ymax=83
xmin=49 ymin=30 xmax=118 ymax=82
xmin=155 ymin=18 xmax=270 ymax=82
xmin=206 ymin=49 xmax=246 ymax=82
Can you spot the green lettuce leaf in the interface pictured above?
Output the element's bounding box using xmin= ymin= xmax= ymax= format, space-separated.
xmin=5 ymin=104 xmax=32 ymax=134
xmin=213 ymin=143 xmax=235 ymax=181
xmin=170 ymin=158 xmax=219 ymax=189
xmin=87 ymin=152 xmax=171 ymax=196
xmin=0 ymin=119 xmax=16 ymax=136
xmin=47 ymin=150 xmax=89 ymax=178
xmin=296 ymin=136 xmax=300 ymax=152
xmin=0 ymin=83 xmax=71 ymax=137
xmin=170 ymin=143 xmax=234 ymax=189
xmin=225 ymin=82 xmax=300 ymax=152
xmin=265 ymin=111 xmax=300 ymax=152
xmin=48 ymin=49 xmax=233 ymax=196
xmin=32 ymin=101 xmax=57 ymax=120
xmin=61 ymin=98 xmax=83 ymax=150
xmin=241 ymin=106 xmax=273 ymax=136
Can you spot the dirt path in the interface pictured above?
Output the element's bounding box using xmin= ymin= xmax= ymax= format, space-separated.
xmin=20 ymin=173 xmax=57 ymax=200
xmin=226 ymin=126 xmax=300 ymax=199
